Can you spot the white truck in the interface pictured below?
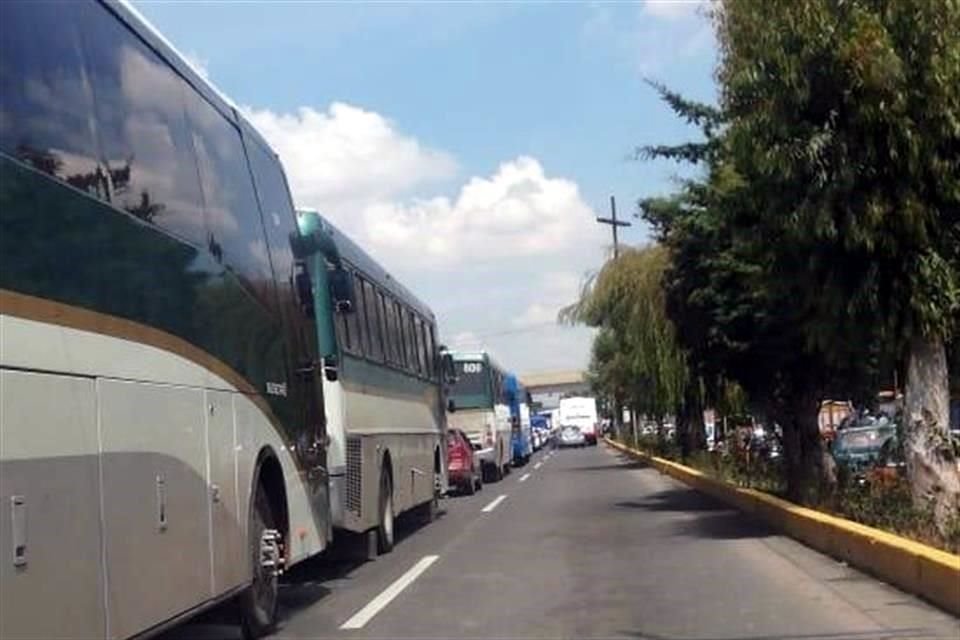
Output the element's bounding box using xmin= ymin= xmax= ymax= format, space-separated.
xmin=559 ymin=396 xmax=600 ymax=446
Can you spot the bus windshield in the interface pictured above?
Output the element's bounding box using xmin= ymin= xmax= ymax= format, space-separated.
xmin=451 ymin=361 xmax=490 ymax=409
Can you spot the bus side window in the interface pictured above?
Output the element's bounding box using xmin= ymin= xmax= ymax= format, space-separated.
xmin=354 ymin=273 xmax=371 ymax=358
xmin=414 ymin=316 xmax=427 ymax=377
xmin=382 ymin=294 xmax=397 ymax=366
xmin=335 ymin=309 xmax=351 ymax=354
xmin=344 ymin=270 xmax=362 ymax=356
xmin=401 ymin=306 xmax=416 ymax=374
xmin=392 ymin=299 xmax=405 ymax=368
xmin=186 ymin=95 xmax=274 ymax=305
xmin=362 ymin=279 xmax=383 ymax=362
xmin=83 ymin=10 xmax=209 ymax=248
xmin=424 ymin=322 xmax=436 ymax=380
xmin=376 ymin=289 xmax=390 ymax=364
xmin=0 ymin=2 xmax=101 ymax=191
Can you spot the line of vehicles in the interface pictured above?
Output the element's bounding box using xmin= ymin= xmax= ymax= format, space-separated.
xmin=0 ymin=3 xmax=600 ymax=640
xmin=442 ymin=351 xmax=600 ymax=494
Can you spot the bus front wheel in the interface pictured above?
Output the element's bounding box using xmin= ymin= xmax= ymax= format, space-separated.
xmin=239 ymin=484 xmax=280 ymax=639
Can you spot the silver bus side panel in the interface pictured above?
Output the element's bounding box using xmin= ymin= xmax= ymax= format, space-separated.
xmin=0 ymin=369 xmax=106 ymax=640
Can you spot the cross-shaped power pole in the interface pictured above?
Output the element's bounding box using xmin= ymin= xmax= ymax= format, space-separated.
xmin=596 ymin=195 xmax=631 ymax=259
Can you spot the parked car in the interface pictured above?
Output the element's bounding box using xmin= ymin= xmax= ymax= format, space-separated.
xmin=531 ymin=414 xmax=550 ymax=451
xmin=559 ymin=425 xmax=586 ymax=448
xmin=831 ymin=414 xmax=898 ymax=475
xmin=447 ymin=429 xmax=482 ymax=495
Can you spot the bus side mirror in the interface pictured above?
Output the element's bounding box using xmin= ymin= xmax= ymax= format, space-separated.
xmin=330 ymin=267 xmax=354 ymax=313
xmin=293 ymin=261 xmax=315 ymax=318
xmin=323 ymin=355 xmax=339 ymax=382
xmin=447 ymin=398 xmax=456 ymax=413
xmin=440 ymin=352 xmax=457 ymax=384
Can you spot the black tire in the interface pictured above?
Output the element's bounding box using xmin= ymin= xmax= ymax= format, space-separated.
xmin=464 ymin=472 xmax=476 ymax=495
xmin=377 ymin=470 xmax=395 ymax=554
xmin=239 ymin=484 xmax=279 ymax=640
xmin=422 ymin=492 xmax=439 ymax=523
xmin=475 ymin=470 xmax=483 ymax=491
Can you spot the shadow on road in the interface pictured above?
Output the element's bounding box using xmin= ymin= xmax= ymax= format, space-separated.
xmin=569 ymin=461 xmax=650 ymax=473
xmin=567 ymin=452 xmax=650 ymax=474
xmin=614 ymin=488 xmax=773 ymax=540
xmin=621 ymin=628 xmax=938 ymax=640
xmin=615 ymin=488 xmax=730 ymax=513
xmin=158 ymin=505 xmax=447 ymax=640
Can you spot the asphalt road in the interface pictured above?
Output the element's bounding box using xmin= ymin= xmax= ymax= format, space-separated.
xmin=166 ymin=444 xmax=959 ymax=640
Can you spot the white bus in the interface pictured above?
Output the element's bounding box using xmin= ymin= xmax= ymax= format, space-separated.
xmin=0 ymin=1 xmax=345 ymax=638
xmin=295 ymin=209 xmax=450 ymax=554
xmin=446 ymin=352 xmax=513 ymax=481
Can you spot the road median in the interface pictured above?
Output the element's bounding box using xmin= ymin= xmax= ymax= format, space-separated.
xmin=604 ymin=437 xmax=960 ymax=616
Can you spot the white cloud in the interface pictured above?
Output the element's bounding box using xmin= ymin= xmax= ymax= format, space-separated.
xmin=246 ymin=101 xmax=606 ymax=372
xmin=360 ymin=156 xmax=600 ymax=267
xmin=583 ymin=1 xmax=715 ymax=74
xmin=513 ymin=303 xmax=557 ymax=328
xmin=642 ymin=1 xmax=706 ymax=20
xmin=183 ymin=51 xmax=211 ymax=80
xmin=512 ymin=271 xmax=586 ymax=328
xmin=449 ymin=331 xmax=482 ymax=351
xmin=244 ymin=103 xmax=457 ymax=215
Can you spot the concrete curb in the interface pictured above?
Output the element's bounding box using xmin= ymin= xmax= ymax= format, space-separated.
xmin=604 ymin=437 xmax=960 ymax=616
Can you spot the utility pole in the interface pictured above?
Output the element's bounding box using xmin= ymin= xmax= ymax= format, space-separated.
xmin=596 ymin=195 xmax=631 ymax=259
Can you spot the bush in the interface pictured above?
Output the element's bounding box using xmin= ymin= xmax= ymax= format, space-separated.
xmin=611 ymin=432 xmax=957 ymax=553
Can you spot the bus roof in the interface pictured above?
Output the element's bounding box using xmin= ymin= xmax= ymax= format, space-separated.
xmin=298 ymin=209 xmax=434 ymax=321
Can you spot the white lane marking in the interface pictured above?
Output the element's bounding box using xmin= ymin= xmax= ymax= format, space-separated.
xmin=340 ymin=555 xmax=439 ymax=630
xmin=481 ymin=494 xmax=508 ymax=512
xmin=518 ymin=472 xmax=531 ymax=483
xmin=533 ymin=462 xmax=543 ymax=470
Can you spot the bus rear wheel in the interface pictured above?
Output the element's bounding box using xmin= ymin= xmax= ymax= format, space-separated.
xmin=377 ymin=471 xmax=395 ymax=554
xmin=239 ymin=484 xmax=280 ymax=639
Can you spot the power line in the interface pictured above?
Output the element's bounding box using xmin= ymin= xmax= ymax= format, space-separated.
xmin=453 ymin=321 xmax=590 ymax=341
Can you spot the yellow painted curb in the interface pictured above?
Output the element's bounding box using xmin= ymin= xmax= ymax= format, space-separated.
xmin=604 ymin=437 xmax=960 ymax=616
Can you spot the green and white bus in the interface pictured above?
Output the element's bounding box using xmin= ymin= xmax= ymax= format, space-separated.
xmin=295 ymin=209 xmax=449 ymax=552
xmin=0 ymin=1 xmax=446 ymax=638
xmin=446 ymin=352 xmax=513 ymax=482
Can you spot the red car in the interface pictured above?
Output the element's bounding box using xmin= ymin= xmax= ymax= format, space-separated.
xmin=447 ymin=429 xmax=482 ymax=495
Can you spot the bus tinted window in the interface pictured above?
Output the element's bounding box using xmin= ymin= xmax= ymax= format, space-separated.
xmin=343 ymin=274 xmax=363 ymax=355
xmin=414 ymin=316 xmax=427 ymax=376
xmin=82 ymin=6 xmax=208 ymax=246
xmin=424 ymin=323 xmax=436 ymax=379
xmin=354 ymin=272 xmax=371 ymax=357
xmin=384 ymin=296 xmax=400 ymax=366
xmin=335 ymin=310 xmax=351 ymax=353
xmin=187 ymin=96 xmax=275 ymax=304
xmin=391 ymin=300 xmax=405 ymax=368
xmin=362 ymin=279 xmax=383 ymax=361
xmin=402 ymin=307 xmax=418 ymax=373
xmin=0 ymin=2 xmax=101 ymax=194
xmin=376 ymin=290 xmax=391 ymax=364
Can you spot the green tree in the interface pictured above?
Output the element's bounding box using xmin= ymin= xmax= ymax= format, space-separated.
xmin=562 ymin=246 xmax=703 ymax=455
xmin=717 ymin=0 xmax=960 ymax=527
xmin=637 ymin=80 xmax=890 ymax=501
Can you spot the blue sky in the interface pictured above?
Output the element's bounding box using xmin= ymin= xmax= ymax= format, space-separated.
xmin=134 ymin=0 xmax=717 ymax=374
